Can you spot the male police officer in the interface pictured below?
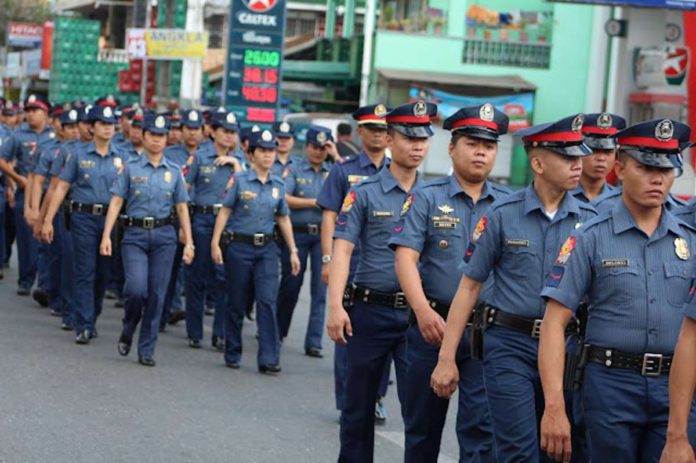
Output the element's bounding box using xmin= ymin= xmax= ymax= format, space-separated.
xmin=431 ymin=114 xmax=597 ymax=462
xmin=327 ymin=100 xmax=435 ymax=462
xmin=539 ymin=119 xmax=695 ymax=462
xmin=390 ymin=104 xmax=508 ymax=462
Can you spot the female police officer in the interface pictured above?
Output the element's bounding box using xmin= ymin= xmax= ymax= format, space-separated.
xmin=99 ymin=113 xmax=194 ymax=367
xmin=211 ymin=129 xmax=300 ymax=374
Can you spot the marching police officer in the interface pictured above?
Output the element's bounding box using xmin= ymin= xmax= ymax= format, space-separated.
xmin=431 ymin=114 xmax=597 ymax=462
xmin=390 ymin=104 xmax=509 ymax=462
xmin=42 ymin=105 xmax=126 ymax=344
xmin=538 ymin=119 xmax=695 ymax=462
xmin=276 ymin=126 xmax=331 ymax=357
xmin=210 ymin=129 xmax=300 ymax=373
xmin=327 ymin=100 xmax=436 ymax=462
xmin=270 ymin=121 xmax=297 ymax=177
xmin=100 ymin=113 xmax=194 ymax=367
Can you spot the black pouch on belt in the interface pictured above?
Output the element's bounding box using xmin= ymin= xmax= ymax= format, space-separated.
xmin=469 ymin=301 xmax=485 ymax=360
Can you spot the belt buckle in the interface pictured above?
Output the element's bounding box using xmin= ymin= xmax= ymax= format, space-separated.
xmin=531 ymin=319 xmax=543 ymax=339
xmin=393 ymin=292 xmax=407 ymax=309
xmin=253 ymin=233 xmax=265 ymax=246
xmin=307 ymin=223 xmax=319 ymax=235
xmin=212 ymin=204 xmax=222 ymax=215
xmin=641 ymin=353 xmax=663 ymax=376
xmin=92 ymin=204 xmax=104 ymax=215
xmin=143 ymin=217 xmax=155 ymax=229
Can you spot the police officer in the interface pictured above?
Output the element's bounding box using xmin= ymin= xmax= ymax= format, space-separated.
xmin=210 ymin=129 xmax=301 ymax=373
xmin=276 ymin=126 xmax=331 ymax=357
xmin=317 ymin=103 xmax=390 ymax=417
xmin=538 ymin=119 xmax=695 ymax=462
xmin=184 ymin=109 xmax=238 ymax=350
xmin=41 ymin=105 xmax=125 ymax=344
xmin=431 ymin=114 xmax=597 ymax=462
xmin=122 ymin=108 xmax=145 ymax=159
xmin=99 ymin=113 xmax=193 ymax=367
xmin=166 ymin=109 xmax=183 ymax=146
xmin=0 ymin=94 xmax=55 ymax=296
xmin=76 ymin=104 xmax=95 ymax=145
xmin=271 ymin=121 xmax=297 ymax=177
xmin=326 ymin=100 xmax=436 ymax=462
xmin=390 ymin=104 xmax=509 ymax=462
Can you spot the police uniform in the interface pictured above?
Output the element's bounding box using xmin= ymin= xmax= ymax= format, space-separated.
xmin=462 ymin=114 xmax=597 ymax=462
xmin=270 ymin=121 xmax=299 ymax=177
xmin=220 ymin=129 xmax=288 ymax=371
xmin=183 ymin=109 xmax=228 ymax=349
xmin=316 ymin=103 xmax=390 ymax=412
xmin=333 ymin=100 xmax=435 ymax=462
xmin=60 ymin=106 xmax=126 ymax=343
xmin=276 ymin=127 xmax=331 ymax=356
xmin=0 ymin=94 xmax=55 ymax=294
xmin=389 ymin=104 xmax=510 ymax=462
xmin=541 ymin=119 xmax=696 ymax=460
xmin=112 ymin=114 xmax=189 ymax=365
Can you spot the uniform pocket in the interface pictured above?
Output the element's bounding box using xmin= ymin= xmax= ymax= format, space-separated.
xmin=503 ymin=246 xmax=537 ymax=278
xmin=664 ymin=262 xmax=691 ymax=306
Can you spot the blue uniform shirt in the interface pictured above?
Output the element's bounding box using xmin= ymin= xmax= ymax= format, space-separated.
xmin=222 ymin=169 xmax=289 ymax=235
xmin=61 ymin=141 xmax=128 ymax=205
xmin=667 ymin=193 xmax=688 ymax=211
xmin=334 ymin=166 xmax=422 ymax=294
xmin=463 ymin=185 xmax=597 ymax=319
xmin=34 ymin=138 xmax=62 ymax=178
xmin=284 ymin=158 xmax=330 ymax=226
xmin=164 ymin=143 xmax=194 ymax=171
xmin=0 ymin=123 xmax=56 ymax=176
xmin=111 ymin=154 xmax=189 ymax=218
xmin=271 ymin=154 xmax=300 ymax=178
xmin=388 ymin=176 xmax=509 ymax=304
xmin=187 ymin=148 xmax=236 ymax=206
xmin=50 ymin=140 xmax=83 ymax=178
xmin=316 ymin=151 xmax=389 ymax=212
xmin=542 ymin=200 xmax=696 ymax=354
xmin=571 ymin=182 xmax=618 ymax=210
xmin=674 ymin=198 xmax=696 ymax=228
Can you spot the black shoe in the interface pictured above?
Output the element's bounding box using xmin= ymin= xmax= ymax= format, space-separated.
xmin=17 ymin=286 xmax=30 ymax=296
xmin=159 ymin=324 xmax=167 ymax=333
xmin=212 ymin=335 xmax=225 ymax=352
xmin=32 ymin=289 xmax=49 ymax=307
xmin=305 ymin=347 xmax=323 ymax=358
xmin=258 ymin=364 xmax=281 ymax=375
xmin=205 ymin=305 xmax=215 ymax=316
xmin=0 ymin=269 xmax=4 ymax=280
xmin=168 ymin=310 xmax=186 ymax=325
xmin=75 ymin=331 xmax=90 ymax=345
xmin=138 ymin=356 xmax=156 ymax=367
xmin=50 ymin=309 xmax=62 ymax=317
xmin=117 ymin=334 xmax=131 ymax=356
xmin=89 ymin=329 xmax=98 ymax=339
xmin=104 ymin=290 xmax=117 ymax=300
xmin=61 ymin=322 xmax=73 ymax=331
xmin=225 ymin=362 xmax=240 ymax=369
xmin=115 ymin=299 xmax=124 ymax=308
xmin=188 ymin=339 xmax=202 ymax=349
xmin=246 ymin=306 xmax=255 ymax=321
xmin=375 ymin=398 xmax=387 ymax=424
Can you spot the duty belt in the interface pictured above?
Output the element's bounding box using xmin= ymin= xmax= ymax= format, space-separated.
xmin=353 ymin=285 xmax=408 ymax=309
xmin=408 ymin=296 xmax=475 ymax=326
xmin=223 ymin=231 xmax=276 ymax=246
xmin=587 ymin=346 xmax=672 ymax=377
xmin=119 ymin=216 xmax=174 ymax=229
xmin=483 ymin=305 xmax=579 ymax=339
xmin=292 ymin=223 xmax=321 ymax=235
xmin=71 ymin=201 xmax=108 ymax=216
xmin=191 ymin=204 xmax=223 ymax=216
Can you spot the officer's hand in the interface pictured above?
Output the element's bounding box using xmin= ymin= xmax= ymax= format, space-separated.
xmin=321 ymin=263 xmax=330 ymax=285
xmin=290 ymin=251 xmax=301 ymax=276
xmin=415 ymin=308 xmax=446 ymax=345
xmin=6 ymin=188 xmax=16 ymax=208
xmin=211 ymin=243 xmax=224 ymax=265
xmin=327 ymin=305 xmax=352 ymax=345
xmin=182 ymin=246 xmax=194 ymax=265
xmin=540 ymin=405 xmax=572 ymax=463
xmin=324 ymin=141 xmax=340 ymax=161
xmin=430 ymin=360 xmax=459 ymax=399
xmin=16 ymin=176 xmax=27 ymax=190
xmin=33 ymin=220 xmax=43 ymax=241
xmin=41 ymin=221 xmax=54 ymax=244
xmin=24 ymin=208 xmax=38 ymax=227
xmin=100 ymin=237 xmax=112 ymax=256
xmin=178 ymin=228 xmax=186 ymax=244
xmin=660 ymin=436 xmax=696 ymax=463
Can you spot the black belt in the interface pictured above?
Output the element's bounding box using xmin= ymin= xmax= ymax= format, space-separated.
xmin=293 ymin=223 xmax=321 ymax=235
xmin=587 ymin=346 xmax=672 ymax=376
xmin=71 ymin=202 xmax=108 ymax=216
xmin=119 ymin=216 xmax=174 ymax=229
xmin=354 ymin=285 xmax=408 ymax=309
xmin=483 ymin=305 xmax=579 ymax=339
xmin=426 ymin=296 xmax=450 ymax=320
xmin=223 ymin=231 xmax=276 ymax=246
xmin=191 ymin=204 xmax=223 ymax=216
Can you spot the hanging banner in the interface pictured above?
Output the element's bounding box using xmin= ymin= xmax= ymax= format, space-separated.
xmin=126 ymin=28 xmax=208 ymax=60
xmin=409 ymin=87 xmax=534 ymax=132
xmin=39 ymin=21 xmax=53 ymax=80
xmin=8 ymin=22 xmax=44 ymax=48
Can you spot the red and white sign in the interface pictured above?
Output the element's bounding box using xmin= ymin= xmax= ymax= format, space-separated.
xmin=243 ymin=0 xmax=278 ymax=12
xmin=126 ymin=28 xmax=147 ymax=60
xmin=8 ymin=22 xmax=44 ymax=48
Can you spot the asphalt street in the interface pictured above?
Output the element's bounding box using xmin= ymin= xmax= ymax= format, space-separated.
xmin=0 ymin=253 xmax=459 ymax=463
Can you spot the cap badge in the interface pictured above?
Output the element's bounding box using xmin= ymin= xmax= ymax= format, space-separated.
xmin=103 ymin=107 xmax=113 ymax=118
xmin=480 ymin=103 xmax=495 ymax=122
xmin=226 ymin=113 xmax=237 ymax=124
xmin=155 ymin=116 xmax=166 ymax=129
xmin=261 ymin=130 xmax=273 ymax=142
xmin=316 ymin=131 xmax=327 ymax=143
xmin=68 ymin=109 xmax=78 ymax=121
xmin=571 ymin=114 xmax=584 ymax=132
xmin=252 ymin=125 xmax=260 ymax=132
xmin=280 ymin=122 xmax=290 ymax=132
xmin=107 ymin=95 xmax=115 ymax=103
xmin=598 ymin=113 xmax=612 ymax=129
xmin=216 ymin=106 xmax=226 ymax=113
xmin=135 ymin=108 xmax=143 ymax=117
xmin=374 ymin=104 xmax=387 ymax=117
xmin=675 ymin=237 xmax=690 ymax=260
xmin=28 ymin=95 xmax=36 ymax=103
xmin=189 ymin=111 xmax=199 ymax=122
xmin=413 ymin=100 xmax=427 ymax=117
xmin=655 ymin=119 xmax=674 ymax=142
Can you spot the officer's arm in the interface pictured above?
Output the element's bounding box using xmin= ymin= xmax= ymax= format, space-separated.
xmin=327 ymin=237 xmax=355 ymax=343
xmin=394 ymin=247 xmax=428 ymax=312
xmin=0 ymin=139 xmax=27 ymax=188
xmin=101 ymin=196 xmax=125 ymax=244
xmin=24 ymin=172 xmax=35 ymax=207
xmin=30 ymin=173 xmax=46 ymax=212
xmin=286 ymin=194 xmax=316 ymax=209
xmin=539 ymin=300 xmax=574 ymax=410
xmin=665 ymin=317 xmax=696 ymax=447
xmin=44 ymin=179 xmax=71 ymax=225
xmin=321 ymin=209 xmax=337 ymax=258
xmin=211 ymin=207 xmax=232 ymax=249
xmin=38 ymin=176 xmax=61 ymax=225
xmin=437 ymin=275 xmax=481 ymax=362
xmin=174 ymin=202 xmax=194 ymax=247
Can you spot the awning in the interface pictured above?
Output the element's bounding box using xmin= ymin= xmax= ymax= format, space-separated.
xmin=377 ymin=68 xmax=537 ymax=92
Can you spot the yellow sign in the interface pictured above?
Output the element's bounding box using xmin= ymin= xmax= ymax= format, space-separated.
xmin=142 ymin=29 xmax=208 ymax=60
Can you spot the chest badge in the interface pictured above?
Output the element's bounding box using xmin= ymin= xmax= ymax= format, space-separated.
xmin=437 ymin=204 xmax=454 ymax=214
xmin=438 ymin=240 xmax=449 ymax=249
xmin=164 ymin=171 xmax=172 ymax=183
xmin=674 ymin=237 xmax=690 ymax=260
xmin=272 ymin=187 xmax=279 ymax=199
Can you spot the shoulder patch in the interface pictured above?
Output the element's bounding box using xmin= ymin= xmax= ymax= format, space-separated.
xmin=282 ymin=166 xmax=290 ymax=179
xmin=472 ymin=216 xmax=488 ymax=242
xmin=555 ymin=236 xmax=576 ymax=265
xmin=340 ymin=191 xmax=357 ymax=214
xmin=400 ymin=194 xmax=414 ymax=217
xmin=226 ymin=175 xmax=235 ymax=190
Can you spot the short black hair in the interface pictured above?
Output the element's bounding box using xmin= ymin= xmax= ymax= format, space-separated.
xmin=337 ymin=123 xmax=352 ymax=136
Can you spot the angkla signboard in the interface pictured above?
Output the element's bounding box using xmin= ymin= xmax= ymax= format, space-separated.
xmin=553 ymin=0 xmax=696 ymax=9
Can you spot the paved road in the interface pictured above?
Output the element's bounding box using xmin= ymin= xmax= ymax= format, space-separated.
xmin=0 ymin=254 xmax=459 ymax=463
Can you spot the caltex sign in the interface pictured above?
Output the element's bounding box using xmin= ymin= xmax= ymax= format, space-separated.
xmin=243 ymin=0 xmax=279 ymax=12
xmin=635 ymin=46 xmax=690 ymax=88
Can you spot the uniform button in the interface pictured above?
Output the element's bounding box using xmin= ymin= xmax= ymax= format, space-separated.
xmin=605 ymin=350 xmax=612 ymax=358
xmin=650 ymin=298 xmax=656 ymax=304
xmin=648 ymin=270 xmax=654 ymax=276
xmin=605 ymin=360 xmax=612 ymax=367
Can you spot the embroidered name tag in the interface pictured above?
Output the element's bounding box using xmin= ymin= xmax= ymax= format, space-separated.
xmin=372 ymin=211 xmax=394 ymax=218
xmin=434 ymin=222 xmax=457 ymax=229
xmin=431 ymin=215 xmax=460 ymax=223
xmin=348 ymin=174 xmax=368 ymax=185
xmin=296 ymin=177 xmax=312 ymax=185
xmin=79 ymin=160 xmax=96 ymax=169
xmin=240 ymin=190 xmax=257 ymax=200
xmin=200 ymin=166 xmax=216 ymax=174
xmin=505 ymin=239 xmax=529 ymax=247
xmin=131 ymin=176 xmax=148 ymax=184
xmin=602 ymin=259 xmax=629 ymax=268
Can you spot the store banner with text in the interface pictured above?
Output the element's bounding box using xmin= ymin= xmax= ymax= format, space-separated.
xmin=126 ymin=29 xmax=208 ymax=60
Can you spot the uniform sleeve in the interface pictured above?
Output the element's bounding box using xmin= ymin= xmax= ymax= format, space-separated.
xmin=540 ymin=230 xmax=593 ymax=312
xmin=316 ymin=163 xmax=346 ymax=211
xmin=58 ymin=150 xmax=79 ymax=184
xmin=275 ymin=182 xmax=290 ymax=217
xmin=222 ymin=174 xmax=239 ymax=209
xmin=461 ymin=209 xmax=503 ymax=283
xmin=388 ymin=189 xmax=428 ymax=252
xmin=184 ymin=154 xmax=199 ymax=185
xmin=0 ymin=135 xmax=16 ymax=162
xmin=284 ymin=167 xmax=297 ymax=196
xmin=110 ymin=164 xmax=130 ymax=198
xmin=50 ymin=147 xmax=66 ymax=177
xmin=172 ymin=168 xmax=189 ymax=204
xmin=333 ymin=186 xmax=365 ymax=245
xmin=34 ymin=147 xmax=54 ymax=177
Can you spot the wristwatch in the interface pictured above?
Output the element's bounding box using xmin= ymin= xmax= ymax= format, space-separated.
xmin=322 ymin=254 xmax=332 ymax=264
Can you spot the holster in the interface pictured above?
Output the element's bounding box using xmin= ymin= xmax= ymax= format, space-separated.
xmin=220 ymin=230 xmax=231 ymax=253
xmin=62 ymin=201 xmax=72 ymax=231
xmin=564 ymin=302 xmax=590 ymax=392
xmin=342 ymin=284 xmax=355 ymax=312
xmin=469 ymin=301 xmax=485 ymax=360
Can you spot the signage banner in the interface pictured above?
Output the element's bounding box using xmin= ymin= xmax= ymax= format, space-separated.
xmin=8 ymin=22 xmax=44 ymax=48
xmin=409 ymin=87 xmax=534 ymax=132
xmin=126 ymin=28 xmax=208 ymax=60
xmin=39 ymin=21 xmax=53 ymax=80
xmin=552 ymin=0 xmax=696 ymax=10
xmin=634 ymin=46 xmax=689 ymax=88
